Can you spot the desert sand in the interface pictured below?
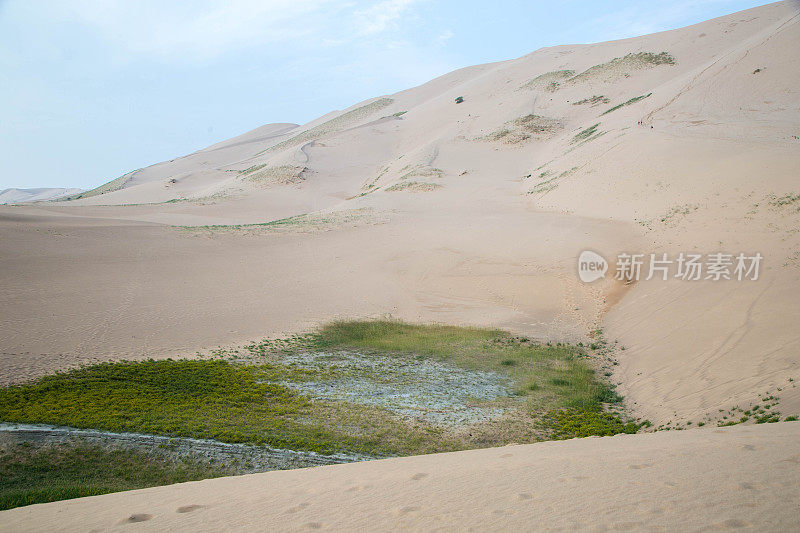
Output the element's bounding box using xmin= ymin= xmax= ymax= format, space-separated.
xmin=2 ymin=422 xmax=799 ymax=531
xmin=1 ymin=1 xmax=799 ymax=529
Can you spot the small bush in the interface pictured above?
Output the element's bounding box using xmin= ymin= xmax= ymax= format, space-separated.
xmin=544 ymin=408 xmax=640 ymax=439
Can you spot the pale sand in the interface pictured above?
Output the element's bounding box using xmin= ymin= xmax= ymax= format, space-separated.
xmin=1 ymin=1 xmax=800 ymax=528
xmin=2 ymin=422 xmax=799 ymax=531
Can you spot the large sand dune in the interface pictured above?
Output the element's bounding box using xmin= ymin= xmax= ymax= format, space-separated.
xmin=1 ymin=1 xmax=800 ymax=528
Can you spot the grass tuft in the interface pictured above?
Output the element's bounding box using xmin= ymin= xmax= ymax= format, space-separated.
xmin=600 ymin=93 xmax=652 ymax=115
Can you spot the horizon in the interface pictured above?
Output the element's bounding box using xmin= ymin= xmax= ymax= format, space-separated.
xmin=0 ymin=0 xmax=774 ymax=190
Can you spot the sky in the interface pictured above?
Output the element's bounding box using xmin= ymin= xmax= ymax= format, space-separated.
xmin=0 ymin=0 xmax=772 ymax=190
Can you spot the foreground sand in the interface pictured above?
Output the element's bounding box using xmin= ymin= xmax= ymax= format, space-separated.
xmin=2 ymin=422 xmax=798 ymax=531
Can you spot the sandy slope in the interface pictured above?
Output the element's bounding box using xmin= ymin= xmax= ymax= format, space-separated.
xmin=2 ymin=422 xmax=799 ymax=531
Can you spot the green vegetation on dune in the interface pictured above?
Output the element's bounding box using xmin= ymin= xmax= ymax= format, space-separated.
xmin=0 ymin=442 xmax=230 ymax=511
xmin=59 ymin=171 xmax=137 ymax=201
xmin=385 ymin=181 xmax=441 ymax=192
xmin=519 ymin=70 xmax=575 ymax=92
xmin=573 ymin=95 xmax=610 ymax=106
xmin=572 ymin=123 xmax=601 ymax=144
xmin=176 ymin=208 xmax=377 ymax=233
xmin=601 ymin=93 xmax=652 ymax=115
xmin=238 ymin=163 xmax=267 ymax=175
xmin=521 ymin=52 xmax=674 ymax=94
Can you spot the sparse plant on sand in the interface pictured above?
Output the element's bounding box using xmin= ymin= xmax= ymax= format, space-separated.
xmin=572 ymin=123 xmax=601 ymax=144
xmin=385 ymin=181 xmax=442 ymax=192
xmin=573 ymin=95 xmax=610 ymax=106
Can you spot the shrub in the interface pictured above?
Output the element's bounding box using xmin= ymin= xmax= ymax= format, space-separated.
xmin=544 ymin=408 xmax=640 ymax=439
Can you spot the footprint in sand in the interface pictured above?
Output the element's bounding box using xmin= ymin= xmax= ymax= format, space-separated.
xmin=287 ymin=503 xmax=311 ymax=514
xmin=176 ymin=505 xmax=205 ymax=513
xmin=305 ymin=522 xmax=323 ymax=529
xmin=124 ymin=514 xmax=152 ymax=523
xmin=392 ymin=506 xmax=420 ymax=517
xmin=411 ymin=472 xmax=428 ymax=480
xmin=738 ymin=482 xmax=763 ymax=491
xmin=518 ymin=493 xmax=534 ymax=500
xmin=712 ymin=518 xmax=750 ymax=529
xmin=740 ymin=444 xmax=756 ymax=451
xmin=781 ymin=454 xmax=800 ymax=464
xmin=628 ymin=463 xmax=652 ymax=469
xmin=612 ymin=521 xmax=643 ymax=531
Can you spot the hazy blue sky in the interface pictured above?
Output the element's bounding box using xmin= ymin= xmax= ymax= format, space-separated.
xmin=0 ymin=0 xmax=769 ymax=190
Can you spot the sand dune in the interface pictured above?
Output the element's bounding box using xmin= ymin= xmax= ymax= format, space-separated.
xmin=1 ymin=1 xmax=800 ymax=528
xmin=0 ymin=188 xmax=83 ymax=204
xmin=2 ymin=422 xmax=799 ymax=531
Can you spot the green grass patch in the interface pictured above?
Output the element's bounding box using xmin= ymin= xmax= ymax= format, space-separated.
xmin=0 ymin=441 xmax=228 ymax=511
xmin=600 ymin=93 xmax=652 ymax=116
xmin=238 ymin=164 xmax=267 ymax=175
xmin=0 ymin=321 xmax=636 ymax=464
xmin=544 ymin=408 xmax=640 ymax=439
xmin=572 ymin=123 xmax=600 ymax=144
xmin=0 ymin=359 xmax=453 ymax=456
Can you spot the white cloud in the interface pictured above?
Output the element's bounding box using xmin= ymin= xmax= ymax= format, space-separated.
xmin=24 ymin=0 xmax=427 ymax=62
xmin=352 ymin=0 xmax=421 ymax=36
xmin=47 ymin=0 xmax=338 ymax=60
xmin=436 ymin=29 xmax=454 ymax=46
